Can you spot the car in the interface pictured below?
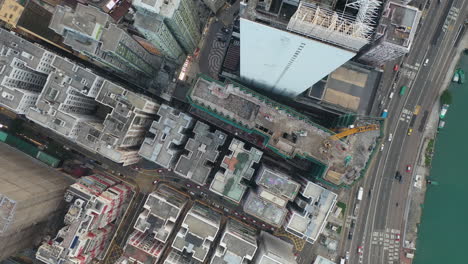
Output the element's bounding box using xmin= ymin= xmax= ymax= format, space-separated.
xmin=348 ymin=231 xmax=353 ymax=240
xmin=357 ymin=246 xmax=364 ymax=255
xmin=345 ymin=251 xmax=350 ymax=260
xmin=157 ymin=169 xmax=164 ymax=173
xmin=388 ymin=133 xmax=393 ymax=142
xmin=152 ymin=180 xmax=158 ymax=185
xmin=186 ymin=183 xmax=191 ymax=187
xmin=196 ymin=185 xmax=201 ymax=189
xmin=406 ymin=165 xmax=412 ymax=173
xmin=393 ymin=64 xmax=400 ymax=71
xmin=395 ymin=233 xmax=401 ymax=241
xmin=423 ymin=58 xmax=429 ymax=66
xmin=380 ymin=143 xmax=385 ymax=151
xmin=407 ymin=128 xmax=413 ymax=136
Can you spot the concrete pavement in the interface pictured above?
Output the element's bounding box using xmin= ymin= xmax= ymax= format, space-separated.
xmin=345 ymin=0 xmax=468 ymax=263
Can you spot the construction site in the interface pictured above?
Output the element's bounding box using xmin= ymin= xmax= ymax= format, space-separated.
xmin=187 ymin=75 xmax=382 ymax=186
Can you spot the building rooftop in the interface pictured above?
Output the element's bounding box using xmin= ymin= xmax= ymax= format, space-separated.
xmin=164 ymin=250 xmax=200 ymax=264
xmin=134 ymin=185 xmax=187 ymax=243
xmin=188 ymin=75 xmax=381 ymax=185
xmin=286 ymin=182 xmax=337 ymax=243
xmin=139 ymin=104 xmax=193 ymax=168
xmin=306 ymin=61 xmax=381 ymax=115
xmin=211 ymin=219 xmax=258 ymax=264
xmin=243 ymin=191 xmax=287 ymax=227
xmin=377 ymin=2 xmax=420 ymax=48
xmin=210 ymin=139 xmax=262 ymax=203
xmin=133 ymin=0 xmax=181 ymax=18
xmin=255 ymin=231 xmax=296 ymax=264
xmin=0 ymin=144 xmax=73 ymax=235
xmin=172 ymin=203 xmax=221 ymax=262
xmin=313 ymin=256 xmax=335 ymax=264
xmin=174 ymin=121 xmax=226 ymax=185
xmin=242 ymin=0 xmax=374 ymax=52
xmin=124 ymin=230 xmax=165 ymax=264
xmin=256 ymin=166 xmax=300 ymax=204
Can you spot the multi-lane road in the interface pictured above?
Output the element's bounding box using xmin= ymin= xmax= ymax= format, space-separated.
xmin=344 ymin=0 xmax=468 ymax=263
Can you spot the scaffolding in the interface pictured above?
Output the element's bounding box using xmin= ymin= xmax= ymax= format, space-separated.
xmin=287 ymin=0 xmax=381 ymax=51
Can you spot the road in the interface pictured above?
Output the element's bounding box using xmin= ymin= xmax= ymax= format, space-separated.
xmin=344 ymin=0 xmax=468 ymax=263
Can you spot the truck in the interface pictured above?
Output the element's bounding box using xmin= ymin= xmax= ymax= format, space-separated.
xmin=399 ymin=85 xmax=408 ymax=96
xmin=357 ymin=187 xmax=364 ymax=201
xmin=381 ymin=109 xmax=388 ymax=118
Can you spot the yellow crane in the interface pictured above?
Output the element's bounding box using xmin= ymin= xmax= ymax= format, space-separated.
xmin=329 ymin=124 xmax=380 ymax=141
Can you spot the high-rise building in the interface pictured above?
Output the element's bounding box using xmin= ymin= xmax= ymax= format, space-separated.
xmin=210 ymin=219 xmax=258 ymax=264
xmin=0 ymin=29 xmax=56 ymax=114
xmin=49 ymin=4 xmax=163 ymax=90
xmin=285 ymin=181 xmax=337 ymax=244
xmin=0 ymin=144 xmax=73 ymax=261
xmin=26 ymin=56 xmax=159 ymax=166
xmin=209 ymin=138 xmax=262 ymax=203
xmin=134 ymin=11 xmax=186 ymax=63
xmin=120 ymin=185 xmax=188 ymax=264
xmin=138 ymin=104 xmax=193 ymax=168
xmin=133 ymin=0 xmax=201 ymax=54
xmin=254 ymin=231 xmax=296 ymax=264
xmin=358 ymin=2 xmax=421 ymax=66
xmin=171 ymin=203 xmax=221 ymax=262
xmin=36 ymin=174 xmax=132 ymax=264
xmin=239 ymin=0 xmax=382 ymax=96
xmin=174 ymin=120 xmax=226 ymax=185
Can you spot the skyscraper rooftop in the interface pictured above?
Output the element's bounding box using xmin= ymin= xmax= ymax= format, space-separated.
xmin=174 ymin=121 xmax=226 ymax=185
xmin=210 ymin=139 xmax=263 ymax=203
xmin=138 ymin=104 xmax=193 ymax=168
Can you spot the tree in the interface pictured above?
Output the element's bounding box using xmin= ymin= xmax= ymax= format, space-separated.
xmin=440 ymin=90 xmax=452 ymax=105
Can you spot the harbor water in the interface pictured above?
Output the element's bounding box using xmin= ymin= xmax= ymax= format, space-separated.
xmin=413 ymin=51 xmax=468 ymax=263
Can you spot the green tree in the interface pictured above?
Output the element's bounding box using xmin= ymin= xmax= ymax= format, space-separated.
xmin=440 ymin=90 xmax=452 ymax=105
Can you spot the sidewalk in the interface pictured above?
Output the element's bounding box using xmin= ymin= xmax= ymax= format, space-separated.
xmin=401 ymin=32 xmax=468 ymax=264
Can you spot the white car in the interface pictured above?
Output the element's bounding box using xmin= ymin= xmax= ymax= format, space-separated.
xmin=388 ymin=133 xmax=393 ymax=142
xmin=380 ymin=143 xmax=385 ymax=151
xmin=345 ymin=251 xmax=350 ymax=260
xmin=423 ymin=58 xmax=429 ymax=66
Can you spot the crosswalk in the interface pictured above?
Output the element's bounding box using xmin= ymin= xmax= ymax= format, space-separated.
xmin=371 ymin=228 xmax=401 ymax=264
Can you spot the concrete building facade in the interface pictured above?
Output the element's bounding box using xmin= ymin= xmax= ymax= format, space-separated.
xmin=121 ymin=185 xmax=188 ymax=264
xmin=138 ymin=104 xmax=193 ymax=168
xmin=285 ymin=181 xmax=337 ymax=244
xmin=239 ymin=0 xmax=381 ymax=96
xmin=172 ymin=203 xmax=221 ymax=262
xmin=254 ymin=231 xmax=296 ymax=264
xmin=0 ymin=144 xmax=73 ymax=261
xmin=49 ymin=4 xmax=163 ymax=89
xmin=36 ymin=174 xmax=132 ymax=264
xmin=0 ymin=0 xmax=24 ymax=27
xmin=0 ymin=29 xmax=56 ymax=114
xmin=133 ymin=0 xmax=201 ymax=54
xmin=174 ymin=121 xmax=226 ymax=185
xmin=134 ymin=11 xmax=186 ymax=63
xmin=210 ymin=219 xmax=258 ymax=264
xmin=26 ymin=56 xmax=159 ymax=166
xmin=210 ymin=138 xmax=262 ymax=203
xmin=358 ymin=2 xmax=421 ymax=66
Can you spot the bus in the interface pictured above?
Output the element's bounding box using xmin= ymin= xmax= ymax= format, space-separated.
xmin=399 ymin=85 xmax=408 ymax=96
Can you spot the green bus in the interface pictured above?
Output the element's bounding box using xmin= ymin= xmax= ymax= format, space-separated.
xmin=399 ymin=85 xmax=408 ymax=96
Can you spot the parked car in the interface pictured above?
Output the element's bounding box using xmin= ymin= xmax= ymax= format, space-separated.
xmin=393 ymin=64 xmax=400 ymax=71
